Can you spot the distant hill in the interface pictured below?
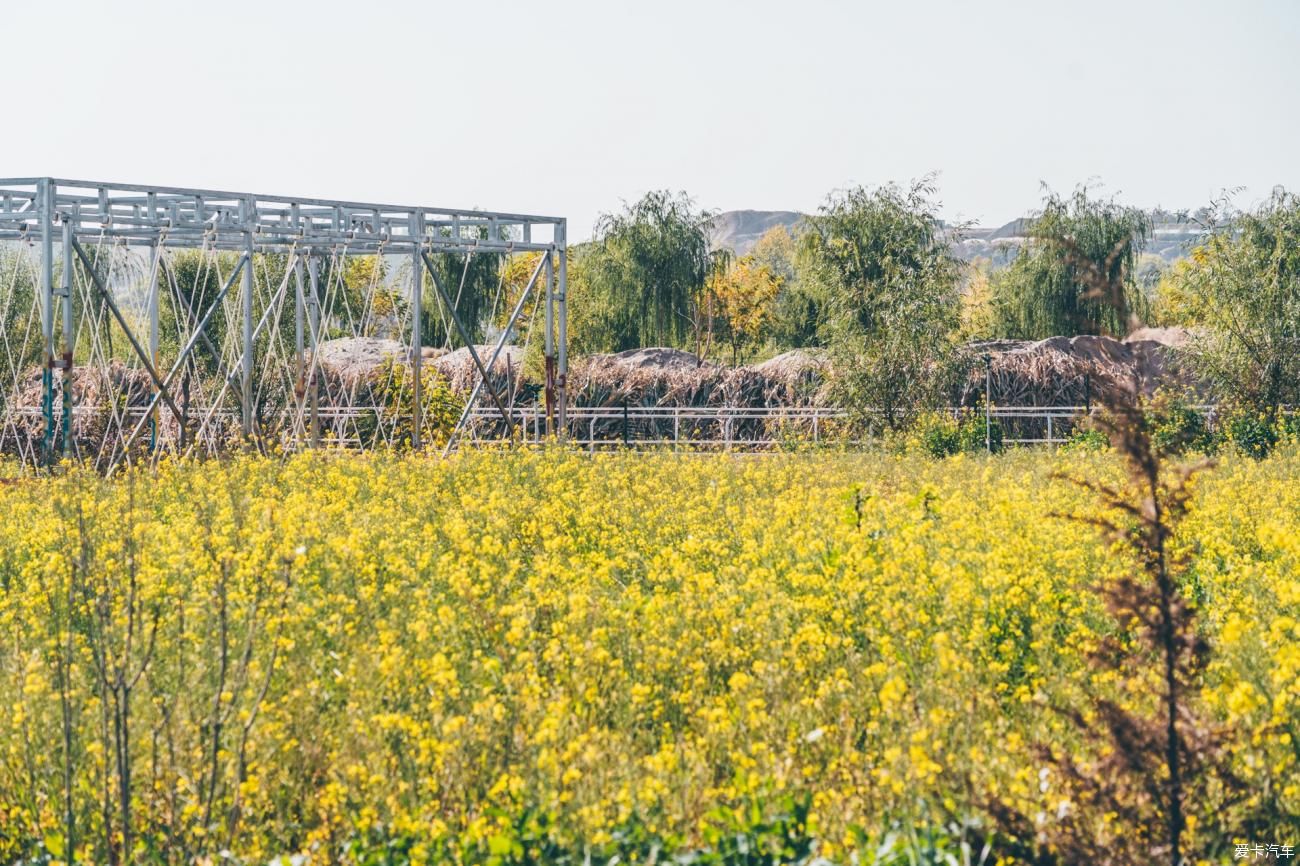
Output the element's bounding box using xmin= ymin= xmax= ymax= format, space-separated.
xmin=710 ymin=209 xmax=1203 ymax=265
xmin=708 ymin=210 xmax=805 ymax=256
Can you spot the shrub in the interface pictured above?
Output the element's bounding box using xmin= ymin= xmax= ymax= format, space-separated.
xmin=1221 ymin=408 xmax=1279 ymax=459
xmin=1062 ymin=426 xmax=1109 ymax=453
xmin=916 ymin=411 xmax=1002 ymax=457
xmin=916 ymin=413 xmax=961 ymax=457
xmin=957 ymin=410 xmax=1003 ymax=454
xmin=1149 ymin=397 xmax=1215 ymax=455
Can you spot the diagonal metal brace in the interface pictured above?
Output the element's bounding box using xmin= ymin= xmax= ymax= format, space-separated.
xmin=420 ymin=250 xmax=515 ymax=435
xmin=71 ymin=236 xmax=187 ymax=423
xmin=160 ymin=253 xmax=244 ymax=404
xmin=443 ymin=251 xmax=548 ymax=455
xmin=110 ymin=254 xmax=247 ymax=470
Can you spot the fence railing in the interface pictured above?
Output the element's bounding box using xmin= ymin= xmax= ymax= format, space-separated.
xmin=2 ymin=402 xmax=1229 ymax=456
xmin=461 ymin=404 xmax=1130 ymax=450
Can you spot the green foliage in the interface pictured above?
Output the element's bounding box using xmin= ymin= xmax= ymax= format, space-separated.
xmin=331 ymin=794 xmax=1003 ymax=866
xmin=1148 ymin=395 xmax=1215 ymax=455
xmin=422 ymin=230 xmax=505 ymax=349
xmin=0 ymin=247 xmax=41 ymax=385
xmin=990 ymin=188 xmax=1151 ymax=339
xmin=1061 ymin=426 xmax=1109 ymax=453
xmin=356 ymin=358 xmax=463 ymax=449
xmin=767 ymin=275 xmax=825 ymax=352
xmin=849 ymin=812 xmax=996 ymax=866
xmin=336 ymin=792 xmax=821 ymax=866
xmin=752 ymin=225 xmax=824 ymax=351
xmin=573 ymin=191 xmax=719 ymax=352
xmin=156 ymin=250 xmax=308 ymax=375
xmin=341 ymin=822 xmax=423 ymax=866
xmin=1159 ymin=188 xmax=1300 ymax=412
xmin=914 ymin=410 xmax=1002 ymax=457
xmin=695 ymin=791 xmax=818 ymax=865
xmin=1220 ymin=407 xmax=1279 ymax=459
xmin=802 ymin=179 xmax=963 ymax=431
xmin=156 ymin=249 xmax=242 ymax=372
xmin=67 ymin=243 xmax=147 ymax=365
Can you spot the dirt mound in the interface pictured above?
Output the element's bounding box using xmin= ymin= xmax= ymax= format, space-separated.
xmin=312 ymin=337 xmax=455 ymax=386
xmin=313 ymin=338 xmax=408 ymax=383
xmin=594 ymin=347 xmax=716 ymax=372
xmin=1125 ymin=326 xmax=1193 ymax=348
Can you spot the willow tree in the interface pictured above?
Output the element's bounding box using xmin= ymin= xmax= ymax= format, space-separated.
xmin=804 ymin=178 xmax=963 ymax=430
xmin=421 ymin=225 xmax=506 ymax=349
xmin=578 ymin=191 xmax=717 ymax=352
xmin=0 ymin=247 xmax=42 ymax=380
xmin=1159 ymin=188 xmax=1300 ymax=413
xmin=991 ymin=188 xmax=1151 ymax=339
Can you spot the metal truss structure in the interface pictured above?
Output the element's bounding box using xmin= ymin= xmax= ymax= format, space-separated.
xmin=0 ymin=178 xmax=567 ymax=468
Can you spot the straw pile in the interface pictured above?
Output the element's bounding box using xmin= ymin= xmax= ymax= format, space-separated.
xmin=568 ymin=347 xmax=830 ymax=410
xmin=432 ymin=345 xmax=525 ymax=394
xmin=557 ymin=348 xmax=833 ymax=441
xmin=306 ymin=341 xmax=833 ymax=410
xmin=3 ymin=361 xmax=161 ymax=459
xmin=958 ymin=334 xmax=1190 ymax=407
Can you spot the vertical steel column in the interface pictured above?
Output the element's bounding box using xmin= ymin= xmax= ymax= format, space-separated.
xmin=543 ymin=249 xmax=555 ymax=437
xmin=147 ymin=241 xmax=161 ymax=451
xmin=241 ymin=226 xmax=254 ymax=437
xmin=983 ymin=353 xmax=992 ymax=453
xmin=556 ymin=220 xmax=568 ymax=441
xmin=39 ymin=180 xmax=55 ymax=460
xmin=293 ymin=256 xmax=306 ymax=435
xmin=307 ymin=255 xmax=322 ymax=447
xmin=59 ymin=209 xmax=75 ymax=457
xmin=410 ymin=212 xmax=424 ymax=449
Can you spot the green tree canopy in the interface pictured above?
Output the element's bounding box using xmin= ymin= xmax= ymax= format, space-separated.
xmin=990 ymin=188 xmax=1151 ymax=339
xmin=420 ymin=226 xmax=507 ymax=349
xmin=752 ymin=224 xmax=826 ymax=351
xmin=574 ymin=191 xmax=718 ymax=352
xmin=1159 ymin=188 xmax=1300 ymax=412
xmin=802 ymin=178 xmax=963 ymax=430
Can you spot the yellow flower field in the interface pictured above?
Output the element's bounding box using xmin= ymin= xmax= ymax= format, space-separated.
xmin=0 ymin=450 xmax=1296 ymax=864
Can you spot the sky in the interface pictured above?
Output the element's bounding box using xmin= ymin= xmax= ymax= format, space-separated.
xmin=3 ymin=0 xmax=1297 ymax=240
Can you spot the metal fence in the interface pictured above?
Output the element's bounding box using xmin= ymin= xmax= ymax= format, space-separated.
xmin=461 ymin=404 xmax=1130 ymax=450
xmin=5 ymin=402 xmax=1230 ymax=457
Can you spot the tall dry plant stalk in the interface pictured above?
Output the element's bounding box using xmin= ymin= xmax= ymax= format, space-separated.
xmin=985 ymin=245 xmax=1242 ymax=865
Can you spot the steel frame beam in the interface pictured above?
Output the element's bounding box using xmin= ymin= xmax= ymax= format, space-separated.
xmin=0 ymin=178 xmax=563 ymax=254
xmin=0 ymin=177 xmax=567 ymax=462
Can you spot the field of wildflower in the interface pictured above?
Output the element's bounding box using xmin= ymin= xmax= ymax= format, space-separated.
xmin=0 ymin=450 xmax=1296 ymax=864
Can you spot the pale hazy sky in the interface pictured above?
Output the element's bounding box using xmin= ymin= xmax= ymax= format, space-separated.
xmin=3 ymin=0 xmax=1297 ymax=238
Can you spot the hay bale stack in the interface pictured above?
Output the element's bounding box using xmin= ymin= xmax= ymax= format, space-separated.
xmin=751 ymin=349 xmax=831 ymax=405
xmin=3 ymin=361 xmax=160 ymax=459
xmin=571 ymin=348 xmax=719 ymax=409
xmin=960 ymin=334 xmax=1189 ymax=407
xmin=569 ymin=347 xmax=831 ymax=411
xmin=564 ymin=347 xmax=830 ymax=441
xmin=432 ymin=345 xmax=524 ymax=394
